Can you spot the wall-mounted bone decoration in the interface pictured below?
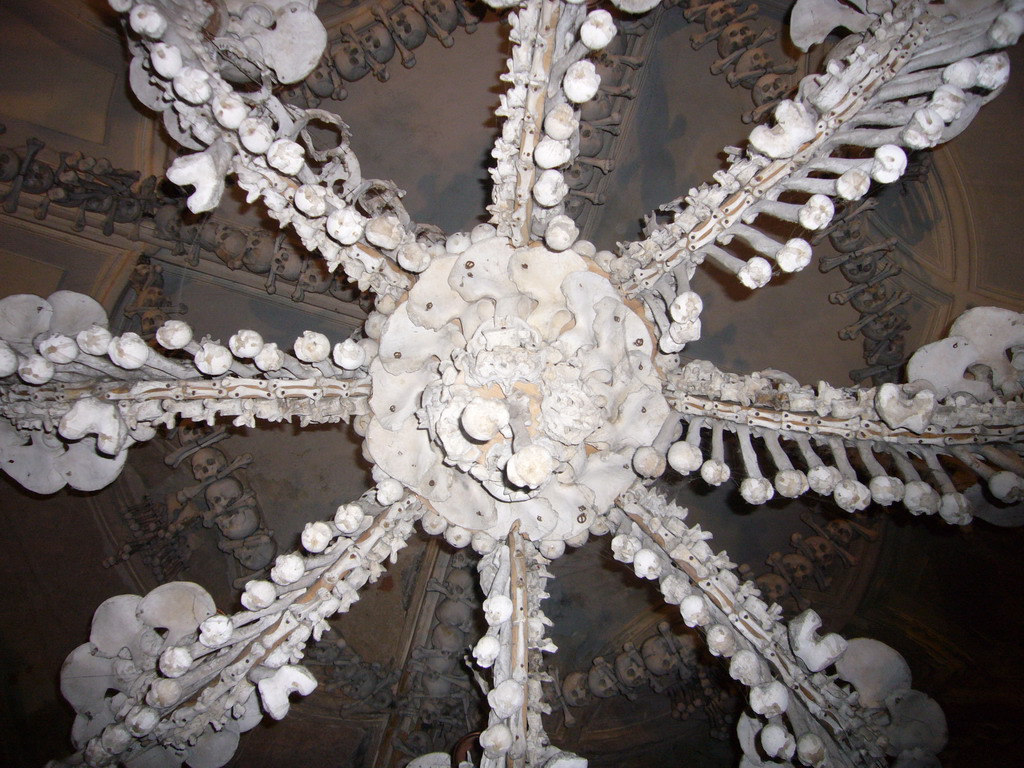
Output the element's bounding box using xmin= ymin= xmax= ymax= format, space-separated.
xmin=3 ymin=1 xmax=1024 ymax=766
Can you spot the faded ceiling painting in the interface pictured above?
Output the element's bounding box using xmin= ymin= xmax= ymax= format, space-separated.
xmin=1 ymin=2 xmax=1023 ymax=768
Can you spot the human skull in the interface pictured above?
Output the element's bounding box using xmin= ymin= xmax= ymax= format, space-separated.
xmin=705 ymin=0 xmax=739 ymax=32
xmin=139 ymin=309 xmax=168 ymax=338
xmin=213 ymin=224 xmax=247 ymax=269
xmin=587 ymin=658 xmax=620 ymax=698
xmin=735 ymin=47 xmax=771 ymax=78
xmin=614 ymin=644 xmax=647 ymax=688
xmin=190 ymin=447 xmax=227 ymax=482
xmin=216 ymin=504 xmax=260 ymax=541
xmin=825 ymin=519 xmax=855 ymax=548
xmin=752 ymin=73 xmax=789 ymax=107
xmin=446 ymin=567 xmax=474 ymax=600
xmin=270 ymin=242 xmax=304 ymax=282
xmin=781 ymin=553 xmax=813 ymax=585
xmin=234 ymin=532 xmax=277 ymax=571
xmin=204 ymin=475 xmax=244 ymax=515
xmin=829 ymin=217 xmax=866 ymax=253
xmin=562 ymin=670 xmax=590 ymax=707
xmin=641 ymin=635 xmax=679 ymax=677
xmin=718 ymin=22 xmax=756 ymax=57
xmin=756 ymin=573 xmax=789 ymax=604
xmin=243 ymin=230 xmax=276 ymax=274
xmin=176 ymin=420 xmax=209 ymax=447
xmin=435 ymin=598 xmax=473 ymax=628
xmin=805 ymin=535 xmax=835 ymax=569
xmin=304 ymin=58 xmax=335 ymax=99
xmin=430 ymin=623 xmax=465 ymax=655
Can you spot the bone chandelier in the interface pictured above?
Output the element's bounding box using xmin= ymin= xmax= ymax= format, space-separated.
xmin=1 ymin=0 xmax=1022 ymax=766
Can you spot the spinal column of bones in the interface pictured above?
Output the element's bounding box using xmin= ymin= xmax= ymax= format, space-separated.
xmin=0 ymin=0 xmax=1023 ymax=766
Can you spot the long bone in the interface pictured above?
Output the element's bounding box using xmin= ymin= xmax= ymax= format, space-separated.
xmin=163 ymin=425 xmax=230 ymax=468
xmin=819 ymin=239 xmax=898 ymax=274
xmin=829 ymin=262 xmax=901 ymax=305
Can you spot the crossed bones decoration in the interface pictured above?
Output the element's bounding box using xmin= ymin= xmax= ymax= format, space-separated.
xmin=1 ymin=0 xmax=1023 ymax=766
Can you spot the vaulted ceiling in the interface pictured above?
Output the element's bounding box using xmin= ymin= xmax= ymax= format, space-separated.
xmin=1 ymin=2 xmax=1023 ymax=767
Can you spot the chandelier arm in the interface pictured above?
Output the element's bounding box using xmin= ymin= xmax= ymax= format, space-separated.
xmin=612 ymin=0 xmax=1020 ymax=348
xmin=0 ymin=297 xmax=377 ymax=493
xmin=113 ymin=0 xmax=437 ymax=300
xmin=661 ymin=357 xmax=1024 ymax=522
xmin=474 ymin=523 xmax=579 ymax=767
xmin=57 ymin=490 xmax=424 ymax=768
xmin=615 ymin=485 xmax=892 ymax=768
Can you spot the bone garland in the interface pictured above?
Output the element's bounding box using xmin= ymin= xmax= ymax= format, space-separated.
xmin=618 ymin=486 xmax=949 ymax=768
xmin=283 ymin=0 xmax=483 ymax=104
xmin=681 ymin=0 xmax=799 ymax=123
xmin=0 ymin=132 xmax=174 ymax=235
xmin=112 ymin=0 xmax=420 ymax=301
xmin=555 ymin=622 xmax=741 ymax=740
xmin=614 ymin=0 xmax=1020 ymax=338
xmin=391 ymin=550 xmax=482 ymax=760
xmin=60 ymin=491 xmax=422 ymax=768
xmin=106 ymin=424 xmax=280 ymax=585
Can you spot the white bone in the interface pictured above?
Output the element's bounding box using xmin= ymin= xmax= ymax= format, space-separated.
xmin=544 ymin=104 xmax=578 ymax=141
xmin=294 ymin=331 xmax=330 ymax=363
xmin=228 ymin=329 xmax=263 ymax=358
xmin=332 ymin=339 xmax=366 ymax=370
xmin=108 ymin=333 xmax=150 ymax=369
xmin=172 ymin=67 xmax=212 ymax=105
xmin=563 ymin=60 xmax=600 ymax=104
xmin=241 ymin=580 xmax=277 ymax=611
xmin=194 ymin=342 xmax=232 ymax=376
xmin=239 ymin=118 xmax=276 ymax=155
xmin=166 ymin=141 xmax=234 ymax=212
xmin=271 ymin=553 xmax=305 ymax=585
xmin=488 ymin=680 xmax=525 ymax=719
xmin=0 ymin=341 xmax=19 ymax=376
xmin=835 ymin=637 xmax=911 ymax=708
xmin=301 ymin=522 xmax=333 ymax=553
xmin=479 ymin=723 xmax=513 ymax=759
xmin=581 ymin=10 xmax=617 ymax=50
xmin=267 ymin=139 xmax=305 ymax=176
xmin=749 ymin=680 xmax=789 ymax=717
xmin=19 ymin=354 xmax=54 ymax=384
xmin=257 ymin=665 xmax=317 ymax=720
xmin=533 ymin=169 xmax=569 ymax=207
xmin=473 ymin=635 xmax=501 ymax=668
xmin=198 ymin=615 xmax=233 ymax=647
xmin=212 ymin=92 xmax=248 ymax=130
xmin=789 ymin=609 xmax=848 ymax=672
xmin=157 ymin=320 xmax=194 ymax=350
xmin=159 ymin=646 xmax=193 ymax=678
xmin=254 ymin=342 xmax=285 ymax=372
xmin=59 ymin=399 xmax=127 ymax=456
xmin=129 ymin=4 xmax=167 ymax=39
